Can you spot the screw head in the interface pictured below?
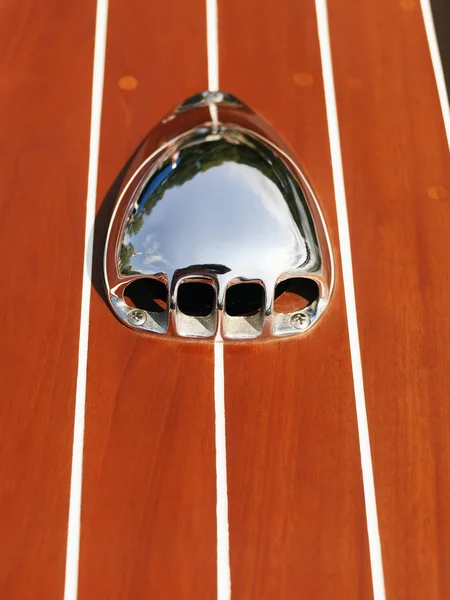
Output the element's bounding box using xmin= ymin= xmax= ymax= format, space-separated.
xmin=126 ymin=309 xmax=147 ymax=326
xmin=290 ymin=311 xmax=310 ymax=330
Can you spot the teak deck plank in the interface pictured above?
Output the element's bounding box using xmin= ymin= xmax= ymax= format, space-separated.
xmin=0 ymin=1 xmax=96 ymax=597
xmin=329 ymin=0 xmax=450 ymax=597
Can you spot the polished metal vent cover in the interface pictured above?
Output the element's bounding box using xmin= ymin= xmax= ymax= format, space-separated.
xmin=104 ymin=91 xmax=334 ymax=340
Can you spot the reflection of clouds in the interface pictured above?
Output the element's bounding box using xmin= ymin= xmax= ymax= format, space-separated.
xmin=226 ymin=163 xmax=294 ymax=228
xmin=143 ymin=233 xmax=171 ymax=268
xmin=224 ymin=163 xmax=306 ymax=268
xmin=124 ymin=158 xmax=316 ymax=287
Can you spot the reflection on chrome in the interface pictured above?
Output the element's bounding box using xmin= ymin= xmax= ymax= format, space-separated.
xmin=104 ymin=91 xmax=334 ymax=340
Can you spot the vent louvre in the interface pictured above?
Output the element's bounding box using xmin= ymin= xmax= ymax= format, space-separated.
xmin=224 ymin=282 xmax=265 ymax=339
xmin=175 ymin=280 xmax=217 ymax=338
xmin=177 ymin=282 xmax=216 ymax=317
xmin=274 ymin=278 xmax=319 ymax=314
xmin=225 ymin=282 xmax=265 ymax=317
xmin=124 ymin=278 xmax=168 ymax=313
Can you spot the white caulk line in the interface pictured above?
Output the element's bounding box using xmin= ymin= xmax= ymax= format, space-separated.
xmin=214 ymin=332 xmax=231 ymax=600
xmin=206 ymin=0 xmax=219 ymax=91
xmin=209 ymin=101 xmax=219 ymax=128
xmin=420 ymin=0 xmax=450 ymax=150
xmin=64 ymin=0 xmax=109 ymax=598
xmin=207 ymin=0 xmax=230 ymax=594
xmin=315 ymin=2 xmax=386 ymax=599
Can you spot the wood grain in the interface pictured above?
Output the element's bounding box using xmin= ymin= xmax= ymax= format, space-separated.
xmin=329 ymin=0 xmax=450 ymax=597
xmin=2 ymin=0 xmax=447 ymax=597
xmin=219 ymin=0 xmax=373 ymax=597
xmin=0 ymin=1 xmax=95 ymax=597
xmin=77 ymin=1 xmax=217 ymax=598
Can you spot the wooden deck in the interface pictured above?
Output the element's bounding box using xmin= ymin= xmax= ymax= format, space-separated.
xmin=0 ymin=0 xmax=448 ymax=598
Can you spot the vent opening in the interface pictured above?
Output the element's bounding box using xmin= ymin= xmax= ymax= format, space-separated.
xmin=124 ymin=278 xmax=168 ymax=313
xmin=225 ymin=283 xmax=265 ymax=317
xmin=175 ymin=280 xmax=217 ymax=338
xmin=223 ymin=282 xmax=265 ymax=339
xmin=177 ymin=281 xmax=216 ymax=317
xmin=274 ymin=278 xmax=319 ymax=313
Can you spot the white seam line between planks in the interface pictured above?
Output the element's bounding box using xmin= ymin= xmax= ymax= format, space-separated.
xmin=207 ymin=0 xmax=231 ymax=596
xmin=206 ymin=0 xmax=219 ymax=92
xmin=214 ymin=332 xmax=231 ymax=600
xmin=63 ymin=0 xmax=109 ymax=598
xmin=315 ymin=1 xmax=386 ymax=599
xmin=420 ymin=0 xmax=450 ymax=150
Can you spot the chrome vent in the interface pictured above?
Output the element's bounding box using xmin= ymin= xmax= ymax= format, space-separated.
xmin=105 ymin=91 xmax=334 ymax=341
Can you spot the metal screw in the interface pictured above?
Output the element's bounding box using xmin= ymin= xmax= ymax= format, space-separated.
xmin=126 ymin=309 xmax=147 ymax=326
xmin=291 ymin=311 xmax=310 ymax=330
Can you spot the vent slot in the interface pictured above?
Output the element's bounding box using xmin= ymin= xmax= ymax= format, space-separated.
xmin=124 ymin=278 xmax=168 ymax=312
xmin=224 ymin=282 xmax=265 ymax=338
xmin=123 ymin=278 xmax=168 ymax=333
xmin=272 ymin=277 xmax=320 ymax=336
xmin=175 ymin=280 xmax=217 ymax=338
xmin=225 ymin=283 xmax=265 ymax=317
xmin=274 ymin=278 xmax=319 ymax=313
xmin=177 ymin=282 xmax=215 ymax=317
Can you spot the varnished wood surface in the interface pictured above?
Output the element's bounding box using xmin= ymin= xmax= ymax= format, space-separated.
xmin=0 ymin=0 xmax=449 ymax=598
xmin=79 ymin=342 xmax=216 ymax=599
xmin=329 ymin=0 xmax=450 ymax=598
xmin=77 ymin=1 xmax=217 ymax=598
xmin=0 ymin=1 xmax=95 ymax=597
xmin=219 ymin=1 xmax=372 ymax=597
